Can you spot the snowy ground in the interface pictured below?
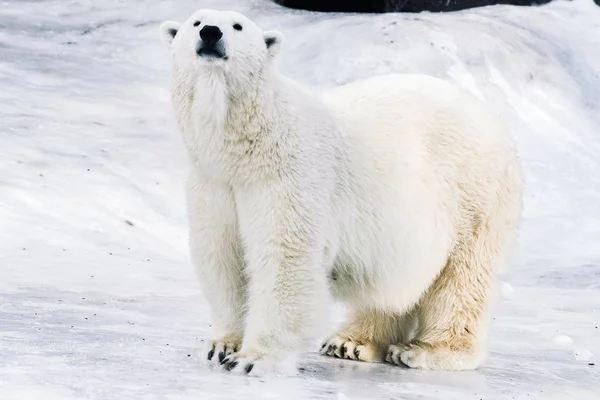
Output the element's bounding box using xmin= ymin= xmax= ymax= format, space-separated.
xmin=1 ymin=0 xmax=600 ymax=398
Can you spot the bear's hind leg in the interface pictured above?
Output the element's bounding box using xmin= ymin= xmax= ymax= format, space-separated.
xmin=321 ymin=308 xmax=416 ymax=363
xmin=386 ymin=209 xmax=516 ymax=371
xmin=386 ymin=254 xmax=490 ymax=370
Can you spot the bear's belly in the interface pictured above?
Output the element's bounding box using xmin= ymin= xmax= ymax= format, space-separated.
xmin=326 ymin=194 xmax=455 ymax=311
xmin=326 ymin=239 xmax=448 ymax=310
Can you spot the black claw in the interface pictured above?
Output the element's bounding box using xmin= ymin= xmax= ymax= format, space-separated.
xmin=353 ymin=348 xmax=360 ymax=360
xmin=220 ymin=356 xmax=230 ymax=366
xmin=320 ymin=343 xmax=327 ymax=351
xmin=245 ymin=363 xmax=254 ymax=374
xmin=340 ymin=345 xmax=346 ymax=358
xmin=207 ymin=349 xmax=215 ymax=360
xmin=226 ymin=361 xmax=238 ymax=371
xmin=218 ymin=351 xmax=225 ymax=363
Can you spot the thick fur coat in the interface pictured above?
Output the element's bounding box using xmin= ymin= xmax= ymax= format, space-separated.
xmin=159 ymin=9 xmax=523 ymax=376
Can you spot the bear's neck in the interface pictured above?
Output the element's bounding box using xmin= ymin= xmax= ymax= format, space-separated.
xmin=172 ymin=65 xmax=298 ymax=181
xmin=172 ymin=66 xmax=281 ymax=140
xmin=223 ymin=73 xmax=273 ymax=141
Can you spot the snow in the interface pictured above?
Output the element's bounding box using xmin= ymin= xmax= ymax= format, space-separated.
xmin=574 ymin=348 xmax=594 ymax=362
xmin=553 ymin=335 xmax=573 ymax=346
xmin=1 ymin=0 xmax=599 ymax=398
xmin=500 ymin=281 xmax=515 ymax=299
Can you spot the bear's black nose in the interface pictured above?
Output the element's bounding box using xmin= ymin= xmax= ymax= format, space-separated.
xmin=200 ymin=25 xmax=223 ymax=44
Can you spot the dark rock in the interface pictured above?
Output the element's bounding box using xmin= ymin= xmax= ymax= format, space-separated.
xmin=273 ymin=0 xmax=560 ymax=13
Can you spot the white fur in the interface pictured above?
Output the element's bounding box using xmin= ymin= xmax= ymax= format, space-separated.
xmin=159 ymin=9 xmax=523 ymax=376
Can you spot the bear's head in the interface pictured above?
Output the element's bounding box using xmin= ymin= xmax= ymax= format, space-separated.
xmin=159 ymin=9 xmax=283 ymax=78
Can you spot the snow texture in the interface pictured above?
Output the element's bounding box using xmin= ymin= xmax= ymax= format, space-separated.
xmin=1 ymin=0 xmax=599 ymax=399
xmin=553 ymin=335 xmax=573 ymax=346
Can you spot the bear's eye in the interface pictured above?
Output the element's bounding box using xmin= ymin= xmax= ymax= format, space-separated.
xmin=233 ymin=23 xmax=242 ymax=31
xmin=193 ymin=21 xmax=201 ymax=27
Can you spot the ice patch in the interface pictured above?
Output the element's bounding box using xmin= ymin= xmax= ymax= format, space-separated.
xmin=574 ymin=348 xmax=594 ymax=361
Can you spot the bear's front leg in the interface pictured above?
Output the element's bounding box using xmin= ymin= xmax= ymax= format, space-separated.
xmin=221 ymin=180 xmax=330 ymax=376
xmin=187 ymin=173 xmax=246 ymax=364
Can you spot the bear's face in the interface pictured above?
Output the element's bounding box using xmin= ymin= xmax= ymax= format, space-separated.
xmin=159 ymin=9 xmax=283 ymax=77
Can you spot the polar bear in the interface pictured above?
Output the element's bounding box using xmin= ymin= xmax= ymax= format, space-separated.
xmin=158 ymin=9 xmax=523 ymax=376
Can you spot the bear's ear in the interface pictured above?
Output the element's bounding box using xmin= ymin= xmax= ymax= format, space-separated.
xmin=264 ymin=30 xmax=284 ymax=59
xmin=159 ymin=21 xmax=181 ymax=47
